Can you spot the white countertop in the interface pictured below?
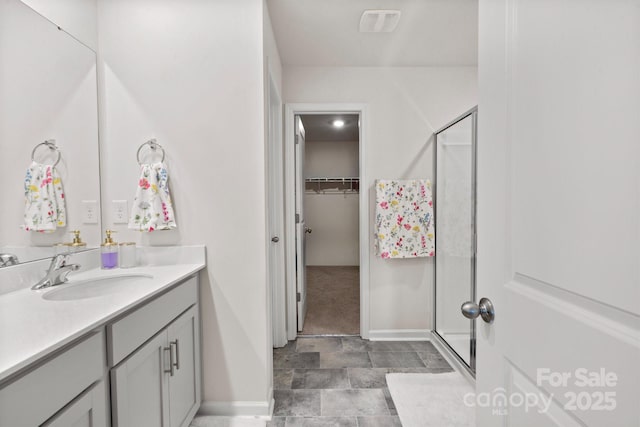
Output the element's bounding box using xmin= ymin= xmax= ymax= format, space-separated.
xmin=0 ymin=250 xmax=205 ymax=383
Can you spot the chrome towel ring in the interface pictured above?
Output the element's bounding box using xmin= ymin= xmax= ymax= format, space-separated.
xmin=31 ymin=140 xmax=61 ymax=166
xmin=136 ymin=138 xmax=166 ymax=165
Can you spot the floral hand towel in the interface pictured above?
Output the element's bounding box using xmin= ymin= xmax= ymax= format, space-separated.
xmin=375 ymin=179 xmax=434 ymax=259
xmin=128 ymin=162 xmax=176 ymax=231
xmin=23 ymin=162 xmax=66 ymax=232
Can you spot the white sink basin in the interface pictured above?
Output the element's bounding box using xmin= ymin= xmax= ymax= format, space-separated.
xmin=42 ymin=274 xmax=154 ymax=301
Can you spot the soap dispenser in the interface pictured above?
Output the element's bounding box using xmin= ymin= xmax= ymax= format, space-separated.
xmin=69 ymin=230 xmax=87 ymax=252
xmin=101 ymin=230 xmax=118 ymax=269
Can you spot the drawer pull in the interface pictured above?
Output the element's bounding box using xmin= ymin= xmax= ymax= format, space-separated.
xmin=164 ymin=346 xmax=175 ymax=376
xmin=173 ymin=339 xmax=180 ymax=370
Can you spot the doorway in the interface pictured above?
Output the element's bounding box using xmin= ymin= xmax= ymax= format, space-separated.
xmin=280 ymin=104 xmax=370 ymax=342
xmin=297 ymin=114 xmax=360 ymax=335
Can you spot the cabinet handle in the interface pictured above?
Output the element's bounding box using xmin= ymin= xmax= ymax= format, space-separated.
xmin=172 ymin=339 xmax=180 ymax=370
xmin=164 ymin=346 xmax=175 ymax=376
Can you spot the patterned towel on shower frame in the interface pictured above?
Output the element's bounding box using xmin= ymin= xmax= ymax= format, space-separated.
xmin=375 ymin=179 xmax=434 ymax=259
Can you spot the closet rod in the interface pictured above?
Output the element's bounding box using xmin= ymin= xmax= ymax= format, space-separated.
xmin=305 ymin=177 xmax=359 ymax=182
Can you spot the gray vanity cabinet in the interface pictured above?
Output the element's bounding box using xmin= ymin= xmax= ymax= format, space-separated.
xmin=0 ymin=273 xmax=201 ymax=427
xmin=0 ymin=331 xmax=107 ymax=427
xmin=167 ymin=305 xmax=201 ymax=427
xmin=41 ymin=381 xmax=108 ymax=427
xmin=110 ymin=332 xmax=169 ymax=426
xmin=109 ymin=276 xmax=201 ymax=427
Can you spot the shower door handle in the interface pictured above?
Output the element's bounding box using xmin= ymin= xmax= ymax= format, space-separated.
xmin=461 ymin=298 xmax=495 ymax=323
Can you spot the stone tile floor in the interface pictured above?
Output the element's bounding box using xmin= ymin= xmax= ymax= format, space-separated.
xmin=268 ymin=337 xmax=454 ymax=426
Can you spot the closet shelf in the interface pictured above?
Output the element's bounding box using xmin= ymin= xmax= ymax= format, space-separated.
xmin=305 ymin=177 xmax=359 ymax=194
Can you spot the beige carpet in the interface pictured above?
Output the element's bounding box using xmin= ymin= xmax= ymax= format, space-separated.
xmin=301 ymin=266 xmax=359 ymax=335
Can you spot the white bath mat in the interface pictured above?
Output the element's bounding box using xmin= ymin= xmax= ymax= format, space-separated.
xmin=386 ymin=372 xmax=475 ymax=427
xmin=190 ymin=416 xmax=266 ymax=427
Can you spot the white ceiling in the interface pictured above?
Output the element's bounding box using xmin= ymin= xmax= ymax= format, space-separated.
xmin=267 ymin=0 xmax=478 ymax=67
xmin=300 ymin=114 xmax=359 ymax=142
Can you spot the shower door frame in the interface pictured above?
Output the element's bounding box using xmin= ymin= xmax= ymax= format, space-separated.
xmin=432 ymin=106 xmax=478 ymax=377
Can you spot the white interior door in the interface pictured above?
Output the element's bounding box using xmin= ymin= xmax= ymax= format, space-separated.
xmin=476 ymin=1 xmax=640 ymax=426
xmin=295 ymin=116 xmax=307 ymax=332
xmin=268 ymin=76 xmax=286 ymax=347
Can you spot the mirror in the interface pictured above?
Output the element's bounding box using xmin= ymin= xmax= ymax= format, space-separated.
xmin=0 ymin=0 xmax=101 ymax=267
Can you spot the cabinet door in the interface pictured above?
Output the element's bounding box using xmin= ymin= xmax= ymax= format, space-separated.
xmin=167 ymin=305 xmax=201 ymax=427
xmin=0 ymin=331 xmax=105 ymax=427
xmin=111 ymin=331 xmax=170 ymax=427
xmin=41 ymin=380 xmax=107 ymax=427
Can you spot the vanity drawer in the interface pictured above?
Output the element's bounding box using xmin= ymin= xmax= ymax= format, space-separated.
xmin=107 ymin=275 xmax=198 ymax=366
xmin=0 ymin=330 xmax=105 ymax=427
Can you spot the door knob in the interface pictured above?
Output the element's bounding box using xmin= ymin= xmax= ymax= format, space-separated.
xmin=461 ymin=297 xmax=495 ymax=323
xmin=271 ymin=236 xmax=280 ymax=243
xmin=305 ymin=227 xmax=312 ymax=234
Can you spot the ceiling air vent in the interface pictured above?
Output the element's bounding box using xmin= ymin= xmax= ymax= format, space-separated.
xmin=359 ymin=10 xmax=401 ymax=33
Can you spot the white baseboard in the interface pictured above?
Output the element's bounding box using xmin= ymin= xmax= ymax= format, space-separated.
xmin=367 ymin=329 xmax=431 ymax=341
xmin=198 ymin=388 xmax=274 ymax=417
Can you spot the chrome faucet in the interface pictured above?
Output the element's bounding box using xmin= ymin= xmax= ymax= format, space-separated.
xmin=0 ymin=253 xmax=19 ymax=268
xmin=32 ymin=254 xmax=80 ymax=290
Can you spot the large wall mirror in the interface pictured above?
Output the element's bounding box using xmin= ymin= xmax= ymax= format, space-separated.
xmin=0 ymin=0 xmax=101 ymax=267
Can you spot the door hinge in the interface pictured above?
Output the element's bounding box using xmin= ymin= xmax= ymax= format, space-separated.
xmin=295 ymin=135 xmax=300 ymax=145
xmin=297 ymin=292 xmax=301 ymax=302
xmin=295 ymin=213 xmax=300 ymax=224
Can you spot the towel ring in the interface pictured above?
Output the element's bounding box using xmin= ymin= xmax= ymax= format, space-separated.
xmin=136 ymin=138 xmax=166 ymax=165
xmin=31 ymin=140 xmax=61 ymax=166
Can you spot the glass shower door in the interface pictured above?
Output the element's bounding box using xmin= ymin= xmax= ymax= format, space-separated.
xmin=434 ymin=110 xmax=476 ymax=371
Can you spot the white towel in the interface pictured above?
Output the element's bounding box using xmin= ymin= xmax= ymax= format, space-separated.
xmin=375 ymin=179 xmax=434 ymax=259
xmin=128 ymin=162 xmax=176 ymax=231
xmin=23 ymin=162 xmax=66 ymax=232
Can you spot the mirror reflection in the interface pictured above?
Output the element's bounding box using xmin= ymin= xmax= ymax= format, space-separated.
xmin=0 ymin=0 xmax=101 ymax=267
